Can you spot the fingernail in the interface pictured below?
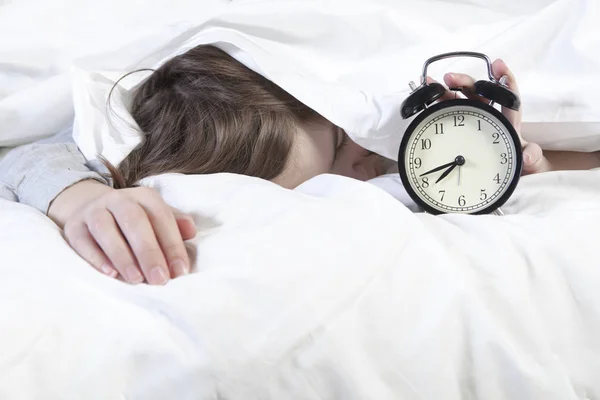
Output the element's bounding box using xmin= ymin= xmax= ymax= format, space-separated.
xmin=150 ymin=266 xmax=169 ymax=285
xmin=126 ymin=266 xmax=144 ymax=283
xmin=447 ymin=73 xmax=455 ymax=80
xmin=172 ymin=259 xmax=189 ymax=276
xmin=523 ymin=152 xmax=532 ymax=164
xmin=101 ymin=264 xmax=118 ymax=278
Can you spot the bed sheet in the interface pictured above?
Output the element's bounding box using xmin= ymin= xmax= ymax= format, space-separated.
xmin=1 ymin=168 xmax=599 ymax=399
xmin=0 ymin=148 xmax=11 ymax=162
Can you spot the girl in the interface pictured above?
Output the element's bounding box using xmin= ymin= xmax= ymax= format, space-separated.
xmin=1 ymin=45 xmax=598 ymax=285
xmin=105 ymin=45 xmax=387 ymax=191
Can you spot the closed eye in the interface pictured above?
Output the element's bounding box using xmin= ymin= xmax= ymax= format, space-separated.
xmin=334 ymin=131 xmax=349 ymax=161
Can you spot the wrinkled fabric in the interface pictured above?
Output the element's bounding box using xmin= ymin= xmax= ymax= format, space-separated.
xmin=1 ymin=168 xmax=600 ymax=399
xmin=2 ymin=0 xmax=598 ymax=160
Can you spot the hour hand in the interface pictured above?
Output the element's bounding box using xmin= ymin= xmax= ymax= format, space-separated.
xmin=419 ymin=160 xmax=456 ymax=177
xmin=435 ymin=163 xmax=458 ymax=184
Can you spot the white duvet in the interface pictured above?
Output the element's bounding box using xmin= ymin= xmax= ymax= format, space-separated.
xmin=1 ymin=169 xmax=600 ymax=399
xmin=1 ymin=0 xmax=600 ymax=157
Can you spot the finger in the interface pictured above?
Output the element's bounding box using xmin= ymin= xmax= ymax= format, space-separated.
xmin=443 ymin=72 xmax=475 ymax=90
xmin=491 ymin=59 xmax=522 ymax=133
xmin=176 ymin=219 xmax=197 ymax=241
xmin=132 ymin=197 xmax=191 ymax=279
xmin=170 ymin=207 xmax=197 ymax=241
xmin=85 ymin=207 xmax=145 ymax=284
xmin=425 ymin=76 xmax=455 ymax=102
xmin=106 ymin=198 xmax=170 ymax=285
xmin=522 ymin=142 xmax=551 ymax=175
xmin=491 ymin=59 xmax=520 ymax=95
xmin=443 ymin=73 xmax=486 ymax=103
xmin=64 ymin=221 xmax=119 ymax=279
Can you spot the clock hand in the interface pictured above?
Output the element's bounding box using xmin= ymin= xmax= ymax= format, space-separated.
xmin=419 ymin=160 xmax=456 ymax=177
xmin=435 ymin=163 xmax=458 ymax=184
xmin=455 ymin=156 xmax=465 ymax=186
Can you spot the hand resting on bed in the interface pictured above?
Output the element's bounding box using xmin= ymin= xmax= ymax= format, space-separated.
xmin=49 ymin=181 xmax=196 ymax=285
xmin=51 ymin=57 xmax=599 ymax=286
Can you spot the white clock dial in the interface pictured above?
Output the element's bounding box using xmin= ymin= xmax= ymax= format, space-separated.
xmin=404 ymin=104 xmax=518 ymax=213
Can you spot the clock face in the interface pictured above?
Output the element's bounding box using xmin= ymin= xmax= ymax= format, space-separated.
xmin=398 ymin=99 xmax=522 ymax=214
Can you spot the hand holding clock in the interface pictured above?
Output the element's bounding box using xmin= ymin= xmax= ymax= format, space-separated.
xmin=399 ymin=54 xmax=600 ymax=214
xmin=439 ymin=59 xmax=551 ymax=176
xmin=399 ymin=54 xmax=528 ymax=214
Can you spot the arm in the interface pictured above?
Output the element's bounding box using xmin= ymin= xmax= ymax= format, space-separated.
xmin=544 ymin=150 xmax=600 ymax=171
xmin=512 ymin=146 xmax=600 ymax=174
xmin=0 ymin=125 xmax=195 ymax=285
xmin=442 ymin=60 xmax=600 ymax=174
xmin=0 ymin=125 xmax=110 ymax=221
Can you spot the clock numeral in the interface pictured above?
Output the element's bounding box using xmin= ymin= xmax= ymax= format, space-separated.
xmin=458 ymin=195 xmax=466 ymax=207
xmin=493 ymin=173 xmax=501 ymax=184
xmin=421 ymin=138 xmax=432 ymax=150
xmin=477 ymin=119 xmax=482 ymax=131
xmin=421 ymin=177 xmax=429 ymax=188
xmin=434 ymin=123 xmax=444 ymax=134
xmin=492 ymin=132 xmax=500 ymax=144
xmin=453 ymin=115 xmax=465 ymax=127
xmin=480 ymin=189 xmax=488 ymax=201
xmin=500 ymin=153 xmax=508 ymax=164
xmin=414 ymin=157 xmax=422 ymax=169
xmin=438 ymin=190 xmax=446 ymax=201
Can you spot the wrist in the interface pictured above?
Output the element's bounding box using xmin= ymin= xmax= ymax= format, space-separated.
xmin=48 ymin=179 xmax=113 ymax=228
xmin=543 ymin=150 xmax=600 ymax=172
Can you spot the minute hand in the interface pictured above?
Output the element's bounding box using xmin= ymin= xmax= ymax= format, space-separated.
xmin=435 ymin=163 xmax=458 ymax=184
xmin=419 ymin=161 xmax=456 ymax=177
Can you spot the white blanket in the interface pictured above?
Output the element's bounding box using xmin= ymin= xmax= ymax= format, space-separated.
xmin=1 ymin=169 xmax=599 ymax=399
xmin=2 ymin=0 xmax=600 ymax=398
xmin=1 ymin=0 xmax=600 ymax=157
xmin=67 ymin=0 xmax=600 ymax=165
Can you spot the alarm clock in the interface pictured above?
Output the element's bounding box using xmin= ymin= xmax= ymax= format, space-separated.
xmin=397 ymin=51 xmax=522 ymax=215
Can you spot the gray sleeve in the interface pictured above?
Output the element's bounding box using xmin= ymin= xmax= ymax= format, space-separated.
xmin=0 ymin=124 xmax=110 ymax=214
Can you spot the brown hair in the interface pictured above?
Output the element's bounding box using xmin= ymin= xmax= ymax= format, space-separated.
xmin=105 ymin=45 xmax=322 ymax=188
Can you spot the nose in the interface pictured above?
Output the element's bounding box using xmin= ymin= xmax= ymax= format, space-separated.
xmin=355 ymin=153 xmax=386 ymax=180
xmin=345 ymin=140 xmax=372 ymax=160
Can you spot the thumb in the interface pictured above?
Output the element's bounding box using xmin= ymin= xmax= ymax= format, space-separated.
xmin=522 ymin=142 xmax=552 ymax=175
xmin=170 ymin=207 xmax=197 ymax=240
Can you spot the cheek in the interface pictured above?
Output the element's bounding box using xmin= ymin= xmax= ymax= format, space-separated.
xmin=332 ymin=141 xmax=384 ymax=181
xmin=299 ymin=132 xmax=334 ymax=176
xmin=332 ymin=141 xmax=369 ymax=179
xmin=274 ymin=128 xmax=335 ymax=188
